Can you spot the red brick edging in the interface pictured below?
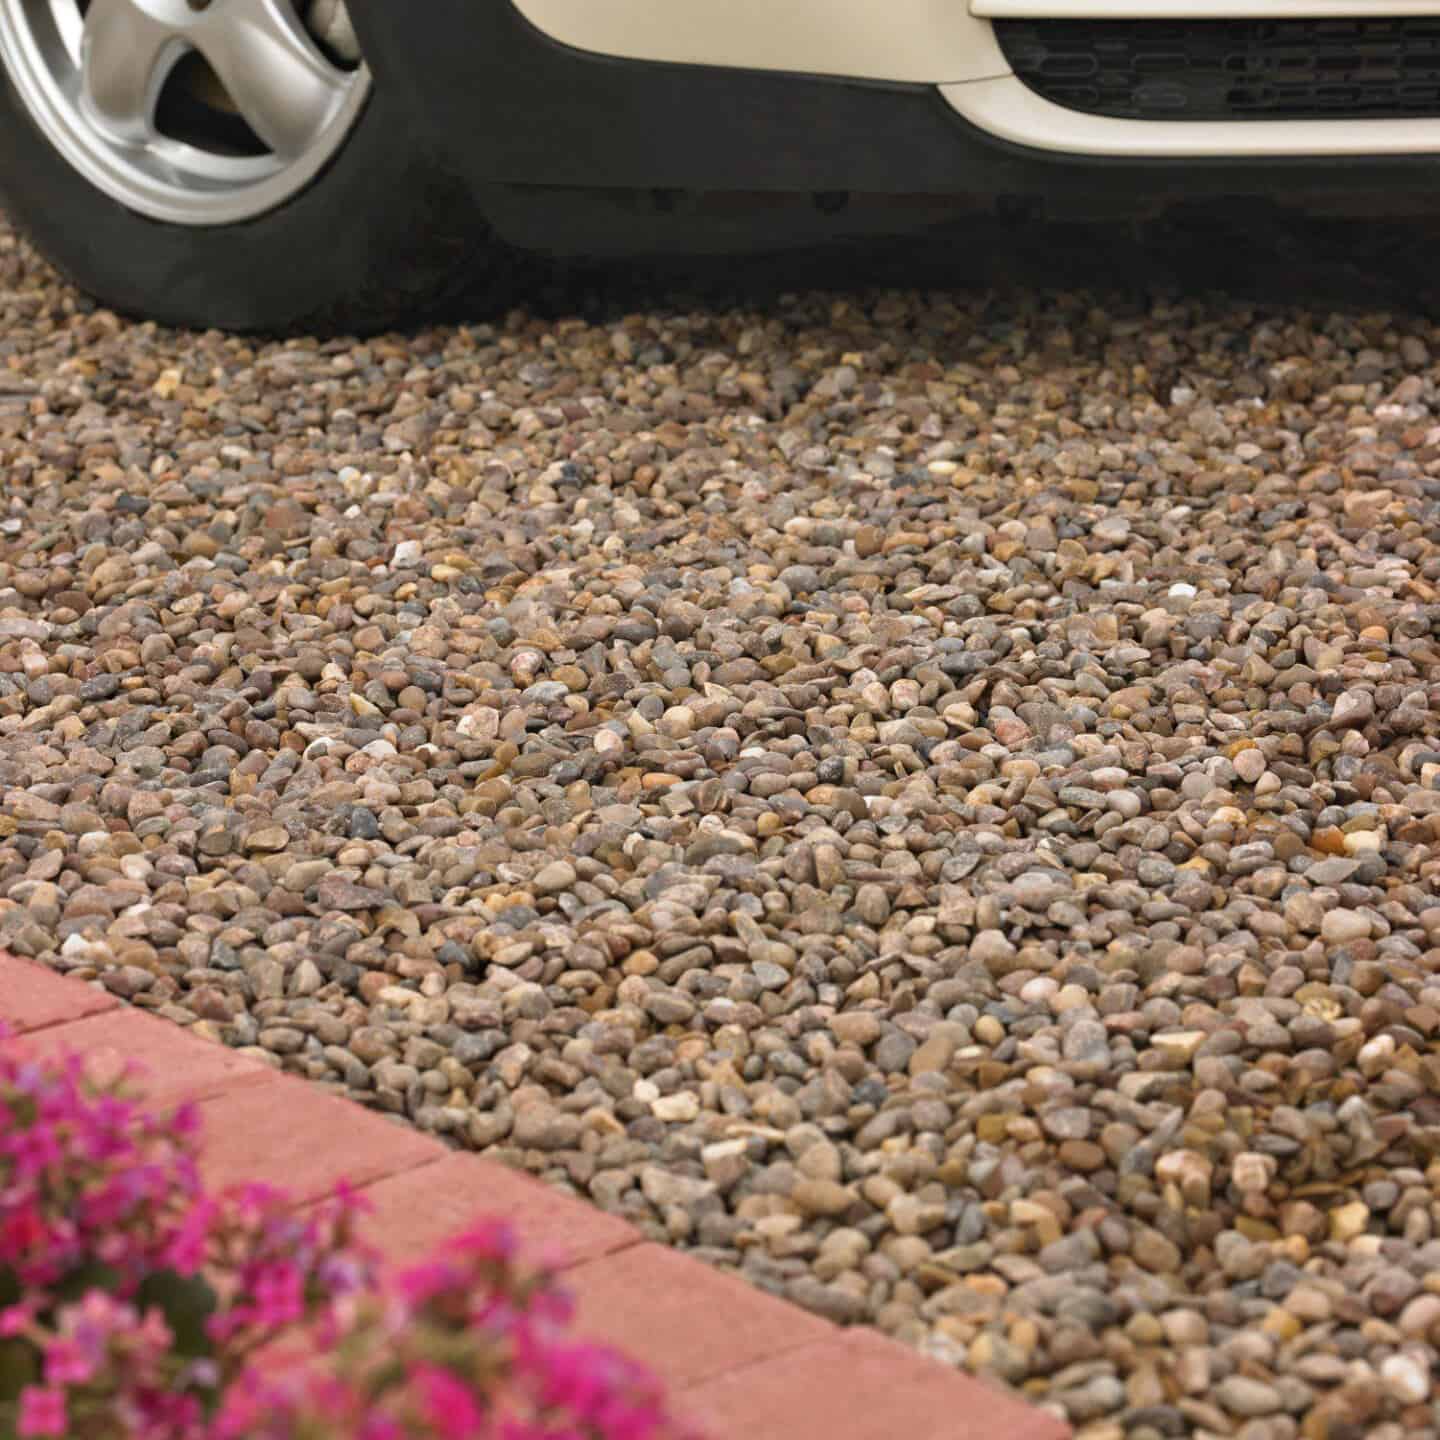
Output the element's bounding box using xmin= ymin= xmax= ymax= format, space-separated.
xmin=0 ymin=952 xmax=1068 ymax=1440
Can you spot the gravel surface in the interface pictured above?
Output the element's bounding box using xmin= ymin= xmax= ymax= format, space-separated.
xmin=2 ymin=210 xmax=1440 ymax=1439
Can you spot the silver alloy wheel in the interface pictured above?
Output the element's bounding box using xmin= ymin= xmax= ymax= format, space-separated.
xmin=0 ymin=0 xmax=369 ymax=225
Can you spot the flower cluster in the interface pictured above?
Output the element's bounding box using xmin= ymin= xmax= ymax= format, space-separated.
xmin=0 ymin=1047 xmax=203 ymax=1295
xmin=213 ymin=1221 xmax=696 ymax=1440
xmin=0 ymin=1028 xmax=697 ymax=1440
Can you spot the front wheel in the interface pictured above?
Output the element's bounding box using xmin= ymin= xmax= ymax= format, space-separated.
xmin=0 ymin=0 xmax=501 ymax=331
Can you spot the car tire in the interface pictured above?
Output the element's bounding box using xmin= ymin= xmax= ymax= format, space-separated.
xmin=0 ymin=0 xmax=504 ymax=333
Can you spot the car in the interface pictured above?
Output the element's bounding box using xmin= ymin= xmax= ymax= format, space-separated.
xmin=0 ymin=0 xmax=1434 ymax=332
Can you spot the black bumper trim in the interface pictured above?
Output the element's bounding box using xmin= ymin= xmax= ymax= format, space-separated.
xmin=345 ymin=0 xmax=1440 ymax=218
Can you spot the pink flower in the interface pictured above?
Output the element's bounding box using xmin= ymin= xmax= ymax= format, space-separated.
xmin=0 ymin=1202 xmax=47 ymax=1258
xmin=164 ymin=1197 xmax=219 ymax=1274
xmin=127 ymin=1385 xmax=204 ymax=1436
xmin=357 ymin=1415 xmax=408 ymax=1440
xmin=251 ymin=1263 xmax=305 ymax=1328
xmin=134 ymin=1303 xmax=175 ymax=1355
xmin=0 ymin=1300 xmax=38 ymax=1337
xmin=393 ymin=1259 xmax=465 ymax=1310
xmin=449 ymin=1219 xmax=518 ymax=1263
xmin=536 ymin=1342 xmax=616 ymax=1418
xmin=414 ymin=1364 xmax=486 ymax=1439
xmin=42 ymin=1336 xmax=97 ymax=1385
xmin=231 ymin=1182 xmax=286 ymax=1227
xmin=15 ymin=1386 xmax=66 ymax=1438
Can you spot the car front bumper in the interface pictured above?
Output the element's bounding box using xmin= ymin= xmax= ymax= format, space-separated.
xmin=345 ymin=0 xmax=1440 ymax=249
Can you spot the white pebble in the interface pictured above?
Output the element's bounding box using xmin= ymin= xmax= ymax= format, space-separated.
xmin=1019 ymin=976 xmax=1059 ymax=1005
xmin=1231 ymin=1152 xmax=1276 ymax=1194
xmin=1381 ymin=1354 xmax=1431 ymax=1405
xmin=1321 ymin=909 xmax=1372 ymax=944
xmin=651 ymin=1092 xmax=700 ymax=1123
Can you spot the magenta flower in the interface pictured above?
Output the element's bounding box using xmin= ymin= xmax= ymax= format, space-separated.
xmin=448 ymin=1218 xmax=519 ymax=1263
xmin=15 ymin=1386 xmax=66 ymax=1438
xmin=414 ymin=1365 xmax=486 ymax=1439
xmin=42 ymin=1336 xmax=98 ymax=1385
xmin=0 ymin=1299 xmax=39 ymax=1336
xmin=164 ymin=1197 xmax=220 ymax=1274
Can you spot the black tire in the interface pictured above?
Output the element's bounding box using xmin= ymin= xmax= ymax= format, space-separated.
xmin=0 ymin=21 xmax=505 ymax=334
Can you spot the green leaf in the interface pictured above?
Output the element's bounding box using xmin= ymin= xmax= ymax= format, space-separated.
xmin=136 ymin=1270 xmax=217 ymax=1359
xmin=0 ymin=1337 xmax=38 ymax=1404
xmin=53 ymin=1261 xmax=123 ymax=1305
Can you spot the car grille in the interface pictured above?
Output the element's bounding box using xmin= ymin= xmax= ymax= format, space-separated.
xmin=993 ymin=17 xmax=1440 ymax=120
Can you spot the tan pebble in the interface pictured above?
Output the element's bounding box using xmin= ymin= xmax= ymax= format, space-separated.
xmin=1057 ymin=1140 xmax=1107 ymax=1172
xmin=1174 ymin=1348 xmax=1211 ymax=1394
xmin=908 ymin=1023 xmax=966 ymax=1076
xmin=753 ymin=1214 xmax=803 ymax=1242
xmin=1262 ymin=1308 xmax=1303 ymax=1341
xmin=973 ymin=1015 xmax=1005 ymax=1046
xmin=1399 ymin=1293 xmax=1440 ymax=1337
xmin=1285 ymin=1285 xmax=1334 ymax=1322
xmin=791 ymin=1178 xmax=855 ymax=1219
xmin=1126 ymin=1363 xmax=1166 ymax=1409
xmin=1357 ymin=1034 xmax=1396 ymax=1077
xmin=831 ymin=1012 xmax=882 ymax=1048
xmin=1233 ymin=748 xmax=1267 ymax=784
xmin=1329 ymin=1201 xmax=1371 ymax=1243
xmin=1008 ymin=1318 xmax=1040 ymax=1352
xmin=1150 ymin=1030 xmax=1205 ymax=1064
xmin=887 ymin=1194 xmax=948 ymax=1235
xmin=1132 ymin=1227 xmax=1182 ymax=1273
xmin=1159 ymin=1308 xmax=1209 ymax=1346
xmin=1155 ymin=1149 xmax=1213 ymax=1205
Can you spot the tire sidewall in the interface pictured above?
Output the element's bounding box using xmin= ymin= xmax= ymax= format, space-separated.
xmin=0 ymin=35 xmax=484 ymax=333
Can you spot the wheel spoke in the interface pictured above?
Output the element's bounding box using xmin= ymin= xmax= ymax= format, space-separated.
xmin=80 ymin=0 xmax=184 ymax=142
xmin=193 ymin=0 xmax=346 ymax=157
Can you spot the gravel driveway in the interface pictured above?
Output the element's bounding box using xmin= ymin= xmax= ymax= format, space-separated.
xmin=2 ymin=210 xmax=1439 ymax=1439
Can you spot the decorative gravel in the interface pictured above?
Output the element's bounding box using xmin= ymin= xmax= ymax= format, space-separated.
xmin=1 ymin=212 xmax=1439 ymax=1440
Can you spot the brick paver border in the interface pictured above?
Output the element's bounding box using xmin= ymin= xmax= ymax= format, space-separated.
xmin=0 ymin=951 xmax=1069 ymax=1440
